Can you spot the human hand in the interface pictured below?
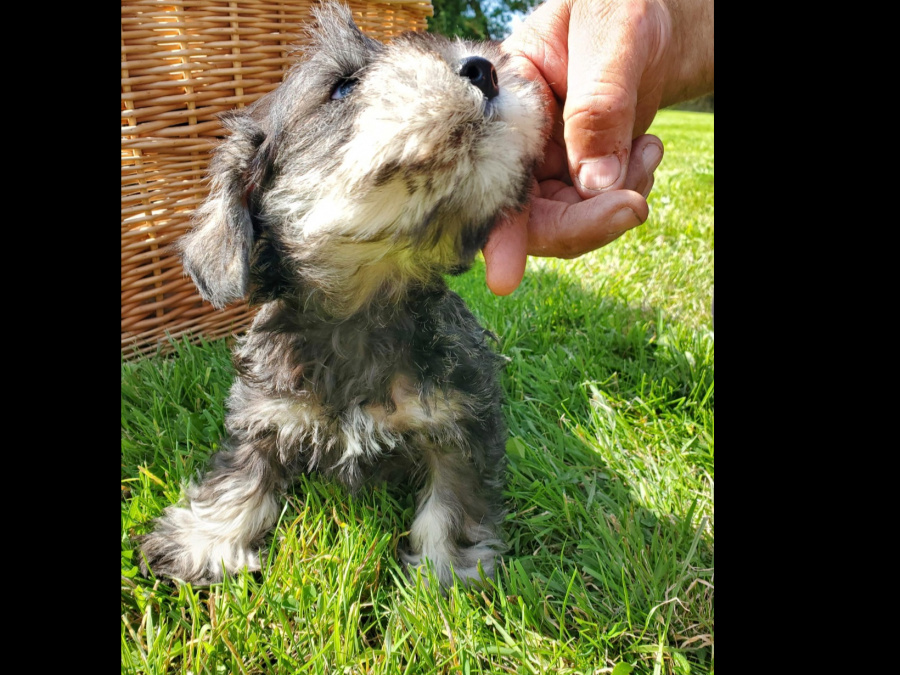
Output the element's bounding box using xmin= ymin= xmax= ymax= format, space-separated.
xmin=484 ymin=0 xmax=714 ymax=295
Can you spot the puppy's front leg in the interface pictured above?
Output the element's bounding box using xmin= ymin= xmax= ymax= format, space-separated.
xmin=403 ymin=444 xmax=506 ymax=588
xmin=139 ymin=436 xmax=285 ymax=584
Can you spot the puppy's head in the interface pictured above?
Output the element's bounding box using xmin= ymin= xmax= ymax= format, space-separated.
xmin=179 ymin=2 xmax=546 ymax=314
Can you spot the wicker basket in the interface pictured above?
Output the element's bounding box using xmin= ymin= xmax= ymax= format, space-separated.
xmin=122 ymin=0 xmax=434 ymax=359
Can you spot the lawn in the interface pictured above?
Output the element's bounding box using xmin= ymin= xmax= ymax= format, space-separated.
xmin=122 ymin=108 xmax=714 ymax=675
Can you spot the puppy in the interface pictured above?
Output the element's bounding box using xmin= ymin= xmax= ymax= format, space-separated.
xmin=139 ymin=3 xmax=545 ymax=588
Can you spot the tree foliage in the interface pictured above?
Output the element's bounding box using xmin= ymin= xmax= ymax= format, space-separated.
xmin=428 ymin=0 xmax=541 ymax=41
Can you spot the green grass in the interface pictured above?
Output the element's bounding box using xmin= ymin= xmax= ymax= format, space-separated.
xmin=122 ymin=109 xmax=714 ymax=675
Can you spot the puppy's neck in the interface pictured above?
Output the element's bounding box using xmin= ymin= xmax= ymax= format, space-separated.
xmin=285 ymin=237 xmax=472 ymax=321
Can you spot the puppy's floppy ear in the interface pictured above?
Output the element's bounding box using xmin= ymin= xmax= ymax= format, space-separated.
xmin=178 ymin=111 xmax=266 ymax=309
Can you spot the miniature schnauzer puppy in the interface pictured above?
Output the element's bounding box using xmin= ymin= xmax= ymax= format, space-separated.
xmin=139 ymin=3 xmax=545 ymax=588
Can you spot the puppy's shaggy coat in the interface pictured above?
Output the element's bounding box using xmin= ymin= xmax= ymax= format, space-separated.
xmin=139 ymin=3 xmax=545 ymax=588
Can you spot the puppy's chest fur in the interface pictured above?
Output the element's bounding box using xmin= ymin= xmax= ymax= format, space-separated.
xmin=226 ymin=285 xmax=505 ymax=490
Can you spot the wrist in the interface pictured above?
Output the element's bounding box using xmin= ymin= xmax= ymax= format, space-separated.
xmin=651 ymin=0 xmax=714 ymax=107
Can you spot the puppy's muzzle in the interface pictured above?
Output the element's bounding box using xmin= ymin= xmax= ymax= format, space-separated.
xmin=458 ymin=56 xmax=499 ymax=100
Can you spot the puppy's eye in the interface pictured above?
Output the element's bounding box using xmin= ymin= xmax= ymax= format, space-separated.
xmin=331 ymin=78 xmax=358 ymax=100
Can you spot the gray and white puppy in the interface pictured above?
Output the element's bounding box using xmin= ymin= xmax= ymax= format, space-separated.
xmin=139 ymin=3 xmax=545 ymax=588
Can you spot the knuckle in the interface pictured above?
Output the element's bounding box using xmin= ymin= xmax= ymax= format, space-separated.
xmin=563 ymin=83 xmax=635 ymax=135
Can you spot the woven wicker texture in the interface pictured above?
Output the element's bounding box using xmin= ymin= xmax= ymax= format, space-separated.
xmin=122 ymin=0 xmax=434 ymax=359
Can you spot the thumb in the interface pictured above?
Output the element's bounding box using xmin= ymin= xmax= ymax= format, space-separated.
xmin=565 ymin=0 xmax=654 ymax=197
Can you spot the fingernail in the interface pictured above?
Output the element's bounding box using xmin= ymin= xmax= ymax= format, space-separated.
xmin=609 ymin=208 xmax=641 ymax=233
xmin=578 ymin=155 xmax=622 ymax=192
xmin=642 ymin=143 xmax=663 ymax=172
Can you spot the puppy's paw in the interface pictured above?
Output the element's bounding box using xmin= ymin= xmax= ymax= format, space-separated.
xmin=400 ymin=541 xmax=501 ymax=589
xmin=137 ymin=507 xmax=263 ymax=585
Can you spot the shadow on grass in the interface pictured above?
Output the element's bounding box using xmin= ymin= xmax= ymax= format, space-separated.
xmin=453 ymin=261 xmax=714 ymax=667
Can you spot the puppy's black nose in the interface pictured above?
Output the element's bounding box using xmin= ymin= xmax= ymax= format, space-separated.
xmin=458 ymin=56 xmax=499 ymax=100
